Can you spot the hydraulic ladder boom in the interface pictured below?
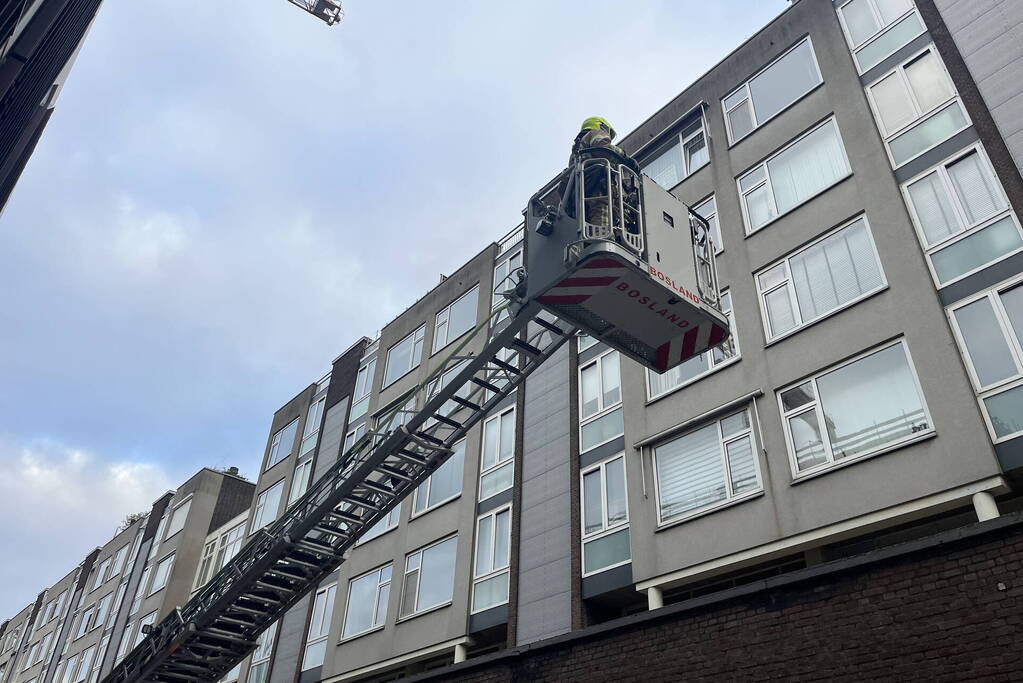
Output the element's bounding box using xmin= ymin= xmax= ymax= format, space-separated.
xmin=101 ymin=297 xmax=573 ymax=683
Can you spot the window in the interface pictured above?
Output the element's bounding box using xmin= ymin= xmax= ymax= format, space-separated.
xmin=92 ymin=558 xmax=111 ymax=589
xmin=215 ymin=522 xmax=245 ymax=570
xmin=54 ymin=589 xmax=68 ymax=618
xmin=434 ymin=285 xmax=480 ymax=352
xmin=350 ymin=358 xmax=376 ymax=420
xmin=116 ymin=622 xmax=133 ymax=662
xmin=220 ymin=663 xmax=242 ymax=683
xmin=60 ymin=655 xmax=78 ymax=683
xmin=134 ymin=611 xmax=156 ymax=647
xmin=653 ymin=408 xmax=762 ymax=524
xmin=903 ymin=146 xmax=1023 ymax=285
xmin=399 ymin=536 xmax=457 ymax=618
xmin=723 ymin=38 xmax=823 ymax=143
xmin=302 ymin=584 xmax=336 ymax=670
xmin=76 ymin=605 xmax=94 ymax=639
xmin=693 ymin=195 xmax=722 ymax=254
xmin=165 ymin=496 xmax=192 ymax=540
xmin=357 ymin=506 xmax=400 ymax=544
xmin=581 ymin=455 xmax=630 ymax=575
xmin=756 ymin=217 xmax=885 ymax=341
xmin=647 ymin=291 xmax=738 ymax=399
xmin=343 ymin=423 xmax=367 ymax=455
xmin=480 ymin=408 xmax=515 ymax=500
xmin=131 ymin=567 xmax=150 ymax=615
xmin=247 ymin=621 xmax=277 ymax=683
xmin=147 ymin=515 xmax=167 ymax=561
xmin=579 ymin=350 xmax=623 ymax=452
xmin=195 ymin=540 xmax=218 ymax=590
xmin=412 ymin=440 xmax=464 ymax=515
xmin=265 ymin=419 xmax=299 ymax=470
xmin=866 ymin=48 xmax=968 ymax=167
xmin=288 ymin=457 xmax=314 ymax=506
xmin=779 ymin=341 xmax=932 ymax=476
xmin=642 ymin=116 xmax=709 ymax=189
xmin=300 ymin=396 xmax=326 ymax=456
xmin=110 ymin=584 xmax=127 ymax=628
xmin=493 ymin=251 xmax=522 ymax=310
xmin=251 ymin=480 xmax=285 ymax=532
xmin=383 ymin=325 xmax=426 ymax=386
xmin=90 ymin=637 xmax=109 ymax=683
xmin=425 ymin=359 xmax=473 ymax=429
xmin=150 ymin=553 xmax=174 ymax=595
xmin=837 ymin=0 xmax=925 ymax=73
xmin=110 ymin=544 xmax=129 ymax=577
xmin=342 ymin=566 xmax=391 ymax=639
xmin=42 ymin=599 xmax=55 ymax=625
xmin=35 ymin=633 xmax=50 ymax=664
xmin=472 ymin=507 xmax=511 ymax=612
xmin=738 ymin=118 xmax=851 ymax=233
xmin=74 ymin=646 xmax=94 ymax=683
xmin=93 ymin=593 xmax=113 ymax=632
xmin=948 ymin=281 xmax=1023 ymax=442
xmin=577 ymin=333 xmax=597 ymax=353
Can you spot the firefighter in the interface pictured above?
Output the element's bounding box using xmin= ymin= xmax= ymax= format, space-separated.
xmin=569 ymin=116 xmax=631 ymax=167
xmin=569 ymin=117 xmax=638 ymax=230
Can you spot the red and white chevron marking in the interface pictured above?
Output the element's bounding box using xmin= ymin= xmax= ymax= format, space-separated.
xmin=654 ymin=319 xmax=729 ymax=371
xmin=534 ymin=258 xmax=626 ymax=306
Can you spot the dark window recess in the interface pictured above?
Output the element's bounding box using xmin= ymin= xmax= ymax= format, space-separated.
xmin=663 ymin=211 xmax=674 ymax=228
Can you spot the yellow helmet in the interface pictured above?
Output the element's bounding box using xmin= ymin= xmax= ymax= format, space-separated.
xmin=580 ymin=116 xmax=616 ymax=139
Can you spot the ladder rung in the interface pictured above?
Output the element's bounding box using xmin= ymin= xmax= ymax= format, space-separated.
xmin=534 ymin=317 xmax=565 ymax=335
xmin=217 ymin=615 xmax=256 ymax=627
xmin=153 ymin=671 xmax=201 ymax=682
xmin=282 ymin=556 xmax=323 ymax=570
xmin=314 ymin=522 xmax=350 ymax=537
xmin=359 ymin=479 xmax=394 ymax=495
xmin=511 ymin=338 xmax=543 ymax=356
xmin=431 ymin=413 xmax=462 ymax=429
xmin=254 ymin=579 xmax=294 ymax=592
xmin=237 ymin=593 xmax=281 ymax=605
xmin=329 ymin=508 xmax=363 ymax=524
xmin=198 ymin=630 xmax=255 ymax=647
xmin=376 ymin=464 xmax=414 ymax=481
xmin=293 ymin=538 xmax=335 ymax=554
xmin=413 ymin=430 xmax=444 ymax=446
xmin=227 ymin=604 xmax=268 ymax=617
xmin=396 ymin=449 xmax=428 ymax=465
xmin=345 ymin=494 xmax=381 ymax=510
xmin=451 ymin=395 xmax=482 ymax=411
xmin=470 ymin=377 xmax=501 ymax=393
xmin=266 ymin=567 xmax=307 ymax=580
xmin=491 ymin=358 xmax=520 ymax=374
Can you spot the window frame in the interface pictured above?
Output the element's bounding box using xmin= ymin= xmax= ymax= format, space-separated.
xmin=340 ymin=565 xmax=392 ymax=641
xmin=382 ymin=324 xmax=427 ymax=388
xmin=411 ymin=438 xmax=465 ymax=518
xmin=251 ymin=479 xmax=285 ymax=533
xmin=777 ymin=339 xmax=935 ymax=479
xmin=577 ymin=333 xmax=598 ymax=353
xmin=288 ymin=456 xmax=314 ymax=507
xmin=92 ymin=558 xmax=111 ymax=590
xmin=580 ymin=454 xmax=631 ymax=577
xmin=398 ymin=535 xmax=458 ymax=620
xmin=755 ymin=215 xmax=887 ymax=344
xmin=478 ymin=407 xmax=516 ymax=502
xmin=864 ymin=46 xmax=970 ymax=169
xmin=836 ymin=0 xmax=926 ymax=74
xmin=692 ymin=194 xmax=722 ymax=255
xmin=194 ymin=539 xmax=218 ymax=591
xmin=301 ymin=583 xmax=336 ymax=670
xmin=433 ymin=285 xmax=480 ymax=354
xmin=250 ymin=621 xmax=278 ymax=681
xmin=946 ymin=276 xmax=1023 ymax=443
xmin=639 ymin=113 xmax=711 ymax=190
xmin=651 ymin=408 xmax=764 ymax=527
xmin=343 ymin=423 xmax=367 ymax=456
xmin=350 ymin=357 xmax=376 ymax=420
xmin=646 ymin=289 xmax=739 ymax=401
xmin=300 ymin=396 xmax=326 ymax=456
xmin=265 ymin=418 xmax=299 ymax=471
xmin=578 ymin=349 xmax=624 ymax=452
xmin=722 ymin=36 xmax=824 ymax=144
xmin=164 ymin=495 xmax=192 ymax=541
xmin=736 ymin=116 xmax=852 ymax=235
xmin=471 ymin=505 xmax=512 ymax=613
xmin=149 ymin=552 xmax=175 ymax=596
xmin=493 ymin=250 xmax=522 ymax=311
xmin=900 ymin=143 xmax=1023 ymax=287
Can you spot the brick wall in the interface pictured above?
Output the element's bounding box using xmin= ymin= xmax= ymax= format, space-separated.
xmin=414 ymin=515 xmax=1023 ymax=682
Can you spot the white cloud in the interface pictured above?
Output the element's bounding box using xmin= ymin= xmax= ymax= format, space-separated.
xmin=0 ymin=436 xmax=176 ymax=616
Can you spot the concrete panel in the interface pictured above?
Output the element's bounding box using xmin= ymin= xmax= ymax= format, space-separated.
xmin=269 ymin=593 xmax=311 ymax=683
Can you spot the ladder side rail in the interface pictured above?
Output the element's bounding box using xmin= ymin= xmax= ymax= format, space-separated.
xmin=103 ymin=302 xmax=572 ymax=683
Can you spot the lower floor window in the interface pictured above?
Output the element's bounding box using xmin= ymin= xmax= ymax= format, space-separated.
xmin=472 ymin=507 xmax=511 ymax=612
xmin=779 ymin=340 xmax=931 ymax=475
xmin=400 ymin=536 xmax=457 ymax=618
xmin=342 ymin=566 xmax=391 ymax=639
xmin=249 ymin=621 xmax=277 ymax=682
xmin=581 ymin=455 xmax=630 ymax=575
xmin=653 ymin=408 xmax=760 ymax=524
xmin=302 ymin=584 xmax=335 ymax=670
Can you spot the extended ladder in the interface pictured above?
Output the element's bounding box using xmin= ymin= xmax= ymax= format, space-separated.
xmin=102 ymin=296 xmax=573 ymax=683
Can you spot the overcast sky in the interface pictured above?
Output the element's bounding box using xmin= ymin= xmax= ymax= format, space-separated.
xmin=0 ymin=0 xmax=784 ymax=616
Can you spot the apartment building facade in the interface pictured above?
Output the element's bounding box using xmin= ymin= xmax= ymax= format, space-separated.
xmin=0 ymin=468 xmax=254 ymax=683
xmin=202 ymin=0 xmax=1023 ymax=680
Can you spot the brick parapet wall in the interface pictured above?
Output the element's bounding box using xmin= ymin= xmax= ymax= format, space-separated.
xmin=412 ymin=513 xmax=1023 ymax=682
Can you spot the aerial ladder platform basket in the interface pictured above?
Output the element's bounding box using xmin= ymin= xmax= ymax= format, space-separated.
xmin=526 ymin=149 xmax=730 ymax=373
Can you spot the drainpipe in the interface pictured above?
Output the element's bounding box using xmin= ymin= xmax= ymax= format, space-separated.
xmin=647 ymin=586 xmax=664 ymax=611
xmin=972 ymin=491 xmax=1000 ymax=522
